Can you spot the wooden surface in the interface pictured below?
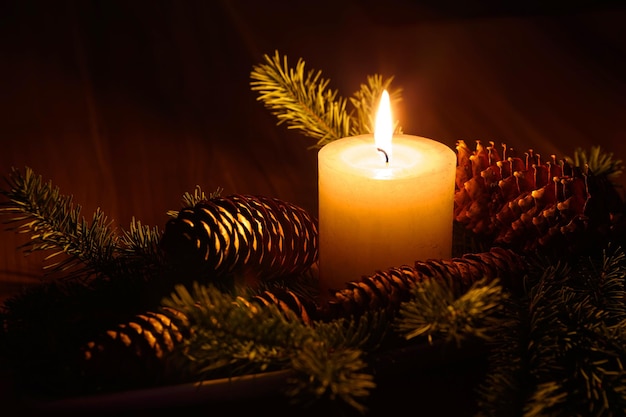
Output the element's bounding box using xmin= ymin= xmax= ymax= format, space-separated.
xmin=1 ymin=0 xmax=625 ymax=300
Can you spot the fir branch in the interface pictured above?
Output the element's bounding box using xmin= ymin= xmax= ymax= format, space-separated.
xmin=118 ymin=217 xmax=163 ymax=271
xmin=161 ymin=281 xmax=376 ymax=412
xmin=394 ymin=277 xmax=507 ymax=347
xmin=579 ymin=246 xmax=626 ymax=321
xmin=165 ymin=185 xmax=222 ymax=218
xmin=475 ymin=296 xmax=528 ymax=417
xmin=162 ymin=282 xmax=303 ymax=374
xmin=523 ymin=381 xmax=569 ymax=417
xmin=251 ymin=52 xmax=405 ymax=149
xmin=349 ymin=74 xmax=403 ymax=137
xmin=478 ymin=249 xmax=626 ymax=416
xmin=565 ymin=146 xmax=624 ymax=181
xmin=0 ymin=166 xmax=165 ymax=280
xmin=251 ymin=50 xmax=352 ymax=148
xmin=285 ymin=342 xmax=375 ymax=414
xmin=0 ymin=166 xmax=119 ymax=278
xmin=313 ymin=310 xmax=389 ymax=352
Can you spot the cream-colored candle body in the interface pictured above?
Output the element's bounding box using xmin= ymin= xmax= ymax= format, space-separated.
xmin=318 ymin=134 xmax=456 ymax=293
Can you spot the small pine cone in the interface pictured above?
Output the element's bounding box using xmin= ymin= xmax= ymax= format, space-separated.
xmin=327 ymin=247 xmax=525 ymax=319
xmin=81 ymin=307 xmax=190 ymax=389
xmin=160 ymin=194 xmax=318 ymax=282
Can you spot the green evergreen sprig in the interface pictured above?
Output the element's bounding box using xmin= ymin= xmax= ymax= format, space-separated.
xmin=474 ymin=296 xmax=527 ymax=417
xmin=476 ymin=248 xmax=626 ymax=417
xmin=349 ymin=74 xmax=403 ymax=137
xmin=118 ymin=217 xmax=163 ymax=272
xmin=250 ymin=50 xmax=350 ymax=148
xmin=161 ymin=281 xmax=377 ymax=413
xmin=395 ymin=277 xmax=508 ymax=347
xmin=286 ymin=342 xmax=375 ymax=413
xmin=250 ymin=50 xmax=402 ymax=148
xmin=566 ymin=146 xmax=624 ymax=181
xmin=0 ymin=166 xmax=164 ymax=282
xmin=165 ymin=184 xmax=222 ymax=218
xmin=0 ymin=166 xmax=119 ymax=278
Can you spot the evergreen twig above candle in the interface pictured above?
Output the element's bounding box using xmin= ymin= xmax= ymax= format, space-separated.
xmin=250 ymin=50 xmax=403 ymax=148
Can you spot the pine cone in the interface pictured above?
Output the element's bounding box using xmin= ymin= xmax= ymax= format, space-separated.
xmin=80 ymin=307 xmax=191 ymax=389
xmin=454 ymin=140 xmax=626 ymax=254
xmin=326 ymin=247 xmax=525 ymax=319
xmin=160 ymin=194 xmax=319 ymax=283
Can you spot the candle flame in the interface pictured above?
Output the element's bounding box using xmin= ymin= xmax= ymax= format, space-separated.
xmin=374 ymin=90 xmax=393 ymax=162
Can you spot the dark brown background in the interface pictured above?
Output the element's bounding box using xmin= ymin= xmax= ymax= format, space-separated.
xmin=1 ymin=0 xmax=625 ymax=298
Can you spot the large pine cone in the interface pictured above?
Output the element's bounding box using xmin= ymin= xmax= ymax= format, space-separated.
xmin=160 ymin=194 xmax=319 ymax=282
xmin=454 ymin=140 xmax=625 ymax=254
xmin=325 ymin=247 xmax=525 ymax=319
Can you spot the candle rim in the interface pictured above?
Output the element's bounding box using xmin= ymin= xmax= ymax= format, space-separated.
xmin=319 ymin=134 xmax=456 ymax=180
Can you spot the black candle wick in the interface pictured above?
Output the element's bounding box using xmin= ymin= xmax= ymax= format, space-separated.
xmin=377 ymin=148 xmax=389 ymax=163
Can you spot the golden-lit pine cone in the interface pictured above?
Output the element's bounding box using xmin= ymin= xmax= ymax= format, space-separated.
xmin=454 ymin=140 xmax=626 ymax=254
xmin=160 ymin=194 xmax=319 ymax=282
xmin=80 ymin=307 xmax=190 ymax=389
xmin=326 ymin=247 xmax=525 ymax=319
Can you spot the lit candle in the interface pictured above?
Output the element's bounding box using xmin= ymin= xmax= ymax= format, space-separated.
xmin=318 ymin=90 xmax=456 ymax=293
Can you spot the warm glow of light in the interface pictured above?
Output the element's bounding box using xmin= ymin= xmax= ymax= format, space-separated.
xmin=374 ymin=90 xmax=393 ymax=162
